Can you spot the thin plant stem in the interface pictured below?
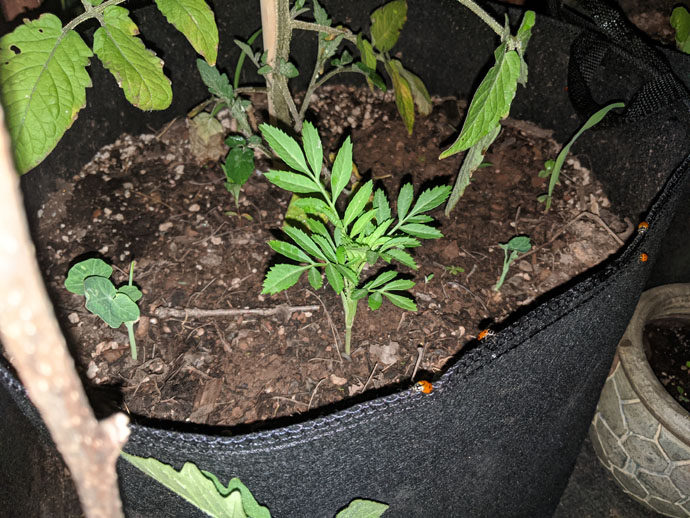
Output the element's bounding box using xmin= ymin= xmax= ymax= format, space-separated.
xmin=234 ymin=28 xmax=263 ymax=89
xmin=454 ymin=0 xmax=504 ymax=37
xmin=298 ymin=67 xmax=365 ymax=122
xmin=291 ymin=20 xmax=358 ymax=44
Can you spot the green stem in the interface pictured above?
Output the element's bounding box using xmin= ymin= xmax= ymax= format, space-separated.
xmin=454 ymin=0 xmax=504 ymax=38
xmin=493 ymin=250 xmax=512 ymax=291
xmin=291 ymin=20 xmax=358 ymax=44
xmin=234 ymin=28 xmax=263 ymax=90
xmin=340 ymin=288 xmax=358 ymax=355
xmin=63 ymin=0 xmax=128 ymax=33
xmin=125 ymin=322 xmax=137 ymax=360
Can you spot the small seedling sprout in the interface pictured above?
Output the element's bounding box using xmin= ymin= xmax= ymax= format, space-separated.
xmin=493 ymin=236 xmax=531 ymax=292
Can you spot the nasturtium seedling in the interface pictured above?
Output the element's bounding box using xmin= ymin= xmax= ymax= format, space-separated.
xmin=65 ymin=258 xmax=142 ymax=360
xmin=260 ymin=121 xmax=450 ymax=355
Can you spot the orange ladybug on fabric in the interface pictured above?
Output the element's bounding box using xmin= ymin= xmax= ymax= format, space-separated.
xmin=478 ymin=329 xmax=494 ymax=341
xmin=637 ymin=221 xmax=649 ymax=234
xmin=413 ymin=380 xmax=433 ymax=394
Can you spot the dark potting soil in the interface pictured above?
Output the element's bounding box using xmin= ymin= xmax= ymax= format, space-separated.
xmin=20 ymin=84 xmax=632 ymax=429
xmin=646 ymin=318 xmax=690 ymax=412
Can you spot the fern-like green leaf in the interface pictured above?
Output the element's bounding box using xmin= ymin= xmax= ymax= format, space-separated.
xmin=0 ymin=14 xmax=92 ymax=173
xmin=93 ymin=6 xmax=172 ymax=111
xmin=262 ymin=263 xmax=311 ymax=294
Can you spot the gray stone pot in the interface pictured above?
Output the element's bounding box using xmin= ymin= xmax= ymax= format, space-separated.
xmin=591 ymin=284 xmax=690 ymax=517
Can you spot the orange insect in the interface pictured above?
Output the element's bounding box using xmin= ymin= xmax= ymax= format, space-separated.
xmin=478 ymin=329 xmax=494 ymax=341
xmin=639 ymin=253 xmax=649 ymax=263
xmin=413 ymin=380 xmax=433 ymax=394
xmin=637 ymin=221 xmax=649 ymax=234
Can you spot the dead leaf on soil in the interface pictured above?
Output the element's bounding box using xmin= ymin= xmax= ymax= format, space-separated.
xmin=369 ymin=341 xmax=401 ymax=366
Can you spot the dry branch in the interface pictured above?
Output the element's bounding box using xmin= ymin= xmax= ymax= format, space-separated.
xmin=154 ymin=303 xmax=319 ymax=319
xmin=0 ymin=109 xmax=129 ymax=517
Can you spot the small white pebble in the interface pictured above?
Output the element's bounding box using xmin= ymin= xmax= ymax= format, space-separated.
xmin=189 ymin=203 xmax=201 ymax=212
xmin=68 ymin=312 xmax=80 ymax=324
xmin=159 ymin=222 xmax=173 ymax=232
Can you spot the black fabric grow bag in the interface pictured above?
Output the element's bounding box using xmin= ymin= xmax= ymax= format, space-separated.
xmin=1 ymin=1 xmax=689 ymax=516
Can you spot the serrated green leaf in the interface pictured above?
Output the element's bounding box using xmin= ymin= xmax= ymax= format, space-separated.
xmin=93 ymin=6 xmax=172 ymax=111
xmin=84 ymin=276 xmax=139 ymax=328
xmin=362 ymin=219 xmax=393 ymax=246
xmin=396 ymin=62 xmax=432 ymax=117
xmin=378 ymin=236 xmax=420 ymax=250
xmin=223 ymin=146 xmax=254 ymax=186
xmin=0 ymin=14 xmax=93 ymax=173
xmin=396 ymin=183 xmax=414 ymax=221
xmin=268 ymin=240 xmax=312 ymax=263
xmin=121 ymin=453 xmax=271 ymax=518
xmin=284 ymin=225 xmax=326 ymax=260
xmin=357 ymin=34 xmax=377 ymax=68
xmin=399 ymin=223 xmax=443 ymax=239
xmin=234 ymin=39 xmax=259 ymax=67
xmin=196 ymin=59 xmax=233 ymax=101
xmin=260 ymin=124 xmax=310 ymax=174
xmin=262 ymin=263 xmax=310 ymax=294
xmin=383 ymin=291 xmax=416 ymax=311
xmin=305 ymin=217 xmax=330 ymax=239
xmin=367 ymin=270 xmax=397 ymax=289
xmin=294 ymin=197 xmax=339 ymax=225
xmin=373 ymin=188 xmax=391 ymax=223
xmin=368 ymin=292 xmax=383 ymax=310
xmin=336 ymin=498 xmax=389 ymax=518
xmin=344 ymin=180 xmax=373 ymax=226
xmin=335 ymin=264 xmax=359 ymax=285
xmin=312 ymin=234 xmax=338 ymax=263
xmin=405 ymin=214 xmax=433 ymax=223
xmin=385 ymin=59 xmax=415 ymax=134
xmin=302 ymin=121 xmax=323 ymax=177
xmin=370 ymin=0 xmax=407 ymax=53
xmin=332 ymin=49 xmax=353 ymax=67
xmin=308 ymin=266 xmax=323 ymax=290
xmin=381 ymin=278 xmax=415 ymax=291
xmin=276 ymin=58 xmax=299 ymax=78
xmin=351 ymin=209 xmax=377 ymax=238
xmin=64 ymin=258 xmax=113 ymax=295
xmin=117 ymin=285 xmax=143 ymax=302
xmin=386 ymin=247 xmax=417 ymax=269
xmin=445 ymin=124 xmax=500 ymax=215
xmin=672 ymin=7 xmax=690 ymax=53
xmin=440 ymin=43 xmax=520 ymax=158
xmin=325 ymin=263 xmax=344 ymax=293
xmin=154 ymin=0 xmax=218 ymax=65
xmin=265 ymin=170 xmax=321 ymax=193
xmin=352 ymin=288 xmax=368 ymax=300
xmin=331 ymin=136 xmax=353 ymax=201
xmin=313 ymin=0 xmax=331 ymax=27
xmin=410 ymin=184 xmax=451 ymax=216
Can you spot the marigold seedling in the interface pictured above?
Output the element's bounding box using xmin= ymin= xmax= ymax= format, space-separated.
xmin=260 ymin=122 xmax=450 ymax=355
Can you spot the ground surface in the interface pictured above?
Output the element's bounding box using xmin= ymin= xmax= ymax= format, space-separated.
xmin=29 ymin=85 xmax=630 ymax=429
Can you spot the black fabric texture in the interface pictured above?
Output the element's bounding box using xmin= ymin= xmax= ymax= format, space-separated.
xmin=2 ymin=1 xmax=690 ymax=516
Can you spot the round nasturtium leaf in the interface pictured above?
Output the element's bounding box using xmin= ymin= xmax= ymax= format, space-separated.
xmin=84 ymin=276 xmax=140 ymax=328
xmin=64 ymin=258 xmax=113 ymax=295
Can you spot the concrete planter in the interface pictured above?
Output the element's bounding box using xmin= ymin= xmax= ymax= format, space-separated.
xmin=591 ymin=284 xmax=690 ymax=517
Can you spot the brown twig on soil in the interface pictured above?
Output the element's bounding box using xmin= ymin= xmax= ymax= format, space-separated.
xmin=361 ymin=362 xmax=379 ymax=394
xmin=0 ymin=109 xmax=129 ymax=517
xmin=411 ymin=343 xmax=427 ymax=381
xmin=308 ymin=378 xmax=326 ymax=410
xmin=154 ymin=304 xmax=319 ymax=319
